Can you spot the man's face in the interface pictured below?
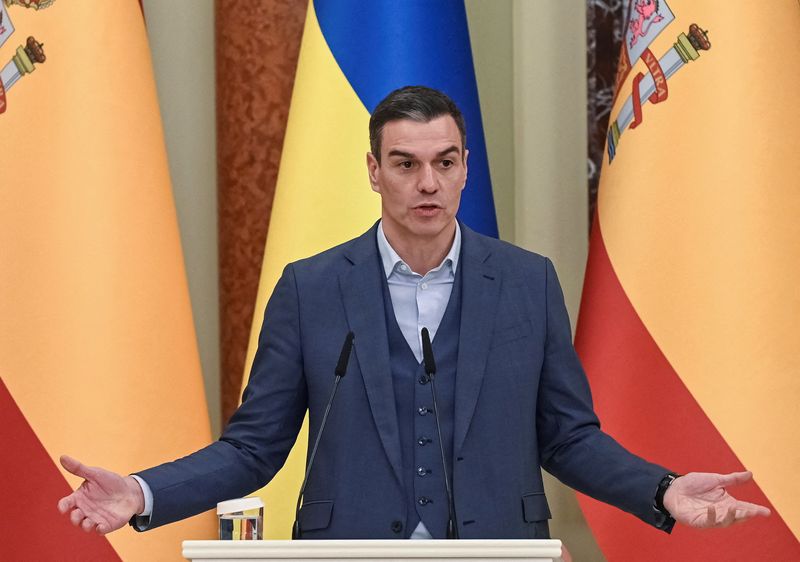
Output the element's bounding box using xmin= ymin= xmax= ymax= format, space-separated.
xmin=367 ymin=115 xmax=468 ymax=244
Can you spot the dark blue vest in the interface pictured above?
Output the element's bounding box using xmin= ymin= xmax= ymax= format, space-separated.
xmin=381 ymin=267 xmax=462 ymax=539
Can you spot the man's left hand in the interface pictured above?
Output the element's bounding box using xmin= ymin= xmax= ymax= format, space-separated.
xmin=663 ymin=471 xmax=771 ymax=528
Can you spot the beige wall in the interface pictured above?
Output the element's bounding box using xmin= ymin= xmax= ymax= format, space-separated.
xmin=148 ymin=1 xmax=601 ymax=558
xmin=509 ymin=4 xmax=601 ymax=559
xmin=469 ymin=1 xmax=599 ymax=559
xmin=465 ymin=0 xmax=515 ymax=242
xmin=143 ymin=0 xmax=220 ymax=436
xmin=510 ymin=1 xmax=589 ymax=323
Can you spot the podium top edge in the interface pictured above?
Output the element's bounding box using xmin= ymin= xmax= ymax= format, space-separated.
xmin=182 ymin=539 xmax=563 ymax=559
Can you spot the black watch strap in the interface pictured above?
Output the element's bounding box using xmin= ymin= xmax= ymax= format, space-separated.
xmin=655 ymin=472 xmax=680 ymax=516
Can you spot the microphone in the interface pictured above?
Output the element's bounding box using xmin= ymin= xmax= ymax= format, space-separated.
xmin=334 ymin=331 xmax=354 ymax=377
xmin=420 ymin=327 xmax=458 ymax=539
xmin=292 ymin=331 xmax=354 ymax=540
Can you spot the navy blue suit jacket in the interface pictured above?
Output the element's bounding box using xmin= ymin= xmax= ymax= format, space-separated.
xmin=136 ymin=223 xmax=669 ymax=538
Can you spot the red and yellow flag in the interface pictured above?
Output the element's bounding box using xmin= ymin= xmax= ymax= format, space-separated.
xmin=0 ymin=2 xmax=214 ymax=560
xmin=575 ymin=1 xmax=800 ymax=559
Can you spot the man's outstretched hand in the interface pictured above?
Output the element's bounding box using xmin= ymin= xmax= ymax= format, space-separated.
xmin=664 ymin=471 xmax=771 ymax=528
xmin=56 ymin=455 xmax=145 ymax=535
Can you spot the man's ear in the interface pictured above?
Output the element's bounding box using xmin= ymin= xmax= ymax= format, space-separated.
xmin=366 ymin=152 xmax=380 ymax=193
xmin=462 ymin=148 xmax=469 ymax=190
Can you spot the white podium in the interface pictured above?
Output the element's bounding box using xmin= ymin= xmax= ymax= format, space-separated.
xmin=182 ymin=539 xmax=563 ymax=562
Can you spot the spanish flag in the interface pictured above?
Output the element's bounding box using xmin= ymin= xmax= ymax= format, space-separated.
xmin=575 ymin=1 xmax=800 ymax=559
xmin=0 ymin=2 xmax=214 ymax=560
xmin=241 ymin=0 xmax=497 ymax=539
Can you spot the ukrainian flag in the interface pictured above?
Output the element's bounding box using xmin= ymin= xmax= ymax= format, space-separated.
xmin=242 ymin=0 xmax=496 ymax=538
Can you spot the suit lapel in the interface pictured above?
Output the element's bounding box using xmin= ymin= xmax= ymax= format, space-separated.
xmin=454 ymin=226 xmax=501 ymax=454
xmin=339 ymin=227 xmax=404 ymax=488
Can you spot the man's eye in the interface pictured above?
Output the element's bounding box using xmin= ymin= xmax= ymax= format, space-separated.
xmin=441 ymin=159 xmax=453 ymax=168
xmin=400 ymin=161 xmax=413 ymax=169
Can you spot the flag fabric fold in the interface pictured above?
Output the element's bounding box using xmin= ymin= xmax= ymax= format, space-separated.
xmin=575 ymin=1 xmax=800 ymax=559
xmin=0 ymin=2 xmax=214 ymax=560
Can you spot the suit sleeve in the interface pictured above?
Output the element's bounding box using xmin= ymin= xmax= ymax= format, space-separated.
xmin=132 ymin=264 xmax=308 ymax=530
xmin=535 ymin=258 xmax=673 ymax=530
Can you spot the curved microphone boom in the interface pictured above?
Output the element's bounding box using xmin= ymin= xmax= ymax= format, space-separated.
xmin=292 ymin=331 xmax=354 ymax=539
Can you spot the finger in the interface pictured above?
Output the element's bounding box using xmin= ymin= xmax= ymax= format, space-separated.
xmin=717 ymin=471 xmax=752 ymax=487
xmin=70 ymin=507 xmax=86 ymax=527
xmin=733 ymin=507 xmax=771 ymax=520
xmin=718 ymin=505 xmax=737 ymax=527
xmin=81 ymin=517 xmax=97 ymax=533
xmin=733 ymin=500 xmax=771 ymax=517
xmin=57 ymin=494 xmax=76 ymax=514
xmin=96 ymin=521 xmax=111 ymax=535
xmin=60 ymin=455 xmax=92 ymax=480
xmin=730 ymin=510 xmax=759 ymax=526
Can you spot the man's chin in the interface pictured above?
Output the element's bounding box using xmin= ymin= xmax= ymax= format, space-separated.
xmin=405 ymin=217 xmax=456 ymax=239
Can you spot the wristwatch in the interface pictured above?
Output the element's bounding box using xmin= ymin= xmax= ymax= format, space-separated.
xmin=654 ymin=472 xmax=680 ymax=532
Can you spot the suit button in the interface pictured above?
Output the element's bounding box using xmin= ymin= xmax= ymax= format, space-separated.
xmin=418 ymin=496 xmax=431 ymax=506
xmin=418 ymin=375 xmax=428 ymax=385
xmin=391 ymin=520 xmax=403 ymax=534
xmin=418 ymin=407 xmax=430 ymax=416
xmin=417 ymin=466 xmax=430 ymax=477
xmin=417 ymin=436 xmax=431 ymax=446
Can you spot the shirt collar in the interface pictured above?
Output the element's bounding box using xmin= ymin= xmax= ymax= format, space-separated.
xmin=376 ymin=220 xmax=461 ymax=279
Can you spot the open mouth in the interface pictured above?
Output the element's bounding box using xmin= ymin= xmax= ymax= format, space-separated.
xmin=413 ymin=204 xmax=442 ymax=217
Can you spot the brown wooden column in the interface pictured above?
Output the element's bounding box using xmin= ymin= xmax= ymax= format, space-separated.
xmin=216 ymin=0 xmax=308 ymax=426
xmin=586 ymin=0 xmax=631 ymax=225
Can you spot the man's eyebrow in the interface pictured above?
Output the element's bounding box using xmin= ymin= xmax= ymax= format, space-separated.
xmin=386 ymin=146 xmax=461 ymax=160
xmin=387 ymin=149 xmax=415 ymax=159
xmin=437 ymin=146 xmax=461 ymax=158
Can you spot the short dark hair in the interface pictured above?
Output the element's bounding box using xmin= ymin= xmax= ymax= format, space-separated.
xmin=369 ymin=86 xmax=466 ymax=163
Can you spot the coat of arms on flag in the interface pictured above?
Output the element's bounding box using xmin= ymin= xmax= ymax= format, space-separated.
xmin=607 ymin=0 xmax=710 ymax=161
xmin=0 ymin=0 xmax=54 ymax=114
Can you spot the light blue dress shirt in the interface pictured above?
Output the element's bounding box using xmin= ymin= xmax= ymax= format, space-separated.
xmin=376 ymin=221 xmax=461 ymax=363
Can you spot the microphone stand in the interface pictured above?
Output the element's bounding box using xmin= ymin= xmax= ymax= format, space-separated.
xmin=291 ymin=332 xmax=354 ymax=539
xmin=421 ymin=327 xmax=459 ymax=539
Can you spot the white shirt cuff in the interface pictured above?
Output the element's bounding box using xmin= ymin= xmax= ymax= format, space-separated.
xmin=130 ymin=474 xmax=154 ymax=517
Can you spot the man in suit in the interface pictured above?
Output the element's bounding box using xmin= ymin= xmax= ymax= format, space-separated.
xmin=58 ymin=86 xmax=769 ymax=539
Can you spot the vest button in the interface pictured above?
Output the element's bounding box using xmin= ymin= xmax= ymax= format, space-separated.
xmin=418 ymin=496 xmax=431 ymax=506
xmin=418 ymin=374 xmax=429 ymax=385
xmin=417 ymin=466 xmax=429 ymax=477
xmin=391 ymin=520 xmax=403 ymax=534
xmin=417 ymin=436 xmax=431 ymax=446
xmin=418 ymin=407 xmax=430 ymax=416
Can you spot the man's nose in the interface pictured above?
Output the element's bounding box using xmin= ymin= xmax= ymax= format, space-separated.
xmin=417 ymin=164 xmax=437 ymax=192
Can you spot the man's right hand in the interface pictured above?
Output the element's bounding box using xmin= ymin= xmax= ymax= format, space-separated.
xmin=57 ymin=455 xmax=145 ymax=535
